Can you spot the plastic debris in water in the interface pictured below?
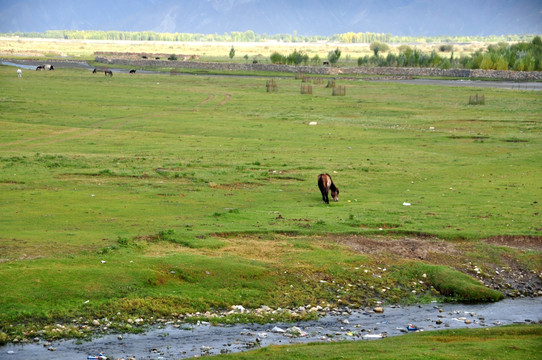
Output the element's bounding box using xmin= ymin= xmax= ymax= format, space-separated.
xmin=87 ymin=353 xmax=106 ymax=360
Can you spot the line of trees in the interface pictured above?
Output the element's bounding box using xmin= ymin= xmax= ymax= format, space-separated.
xmin=358 ymin=37 xmax=542 ymax=71
xmin=269 ymin=48 xmax=341 ymax=66
xmin=1 ymin=30 xmax=536 ymax=44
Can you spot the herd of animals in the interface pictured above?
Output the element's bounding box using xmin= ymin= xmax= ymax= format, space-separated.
xmin=25 ymin=65 xmax=342 ymax=204
xmin=33 ymin=64 xmax=138 ymax=76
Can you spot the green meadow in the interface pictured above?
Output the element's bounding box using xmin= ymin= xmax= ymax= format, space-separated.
xmin=216 ymin=324 xmax=542 ymax=360
xmin=0 ymin=65 xmax=541 ymax=344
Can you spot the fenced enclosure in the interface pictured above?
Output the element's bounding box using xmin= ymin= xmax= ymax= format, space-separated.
xmin=469 ymin=94 xmax=485 ymax=105
xmin=313 ymin=77 xmax=324 ymax=85
xmin=332 ymin=85 xmax=346 ymax=96
xmin=266 ymin=79 xmax=278 ymax=92
xmin=300 ymin=84 xmax=313 ymax=94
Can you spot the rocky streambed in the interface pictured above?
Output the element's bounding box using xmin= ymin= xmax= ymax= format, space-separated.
xmin=3 ymin=298 xmax=541 ymax=360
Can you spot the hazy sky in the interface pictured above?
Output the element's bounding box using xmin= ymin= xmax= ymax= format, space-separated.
xmin=1 ymin=0 xmax=541 ymax=36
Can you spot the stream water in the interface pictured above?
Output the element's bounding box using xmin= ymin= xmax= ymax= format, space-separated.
xmin=2 ymin=298 xmax=541 ymax=360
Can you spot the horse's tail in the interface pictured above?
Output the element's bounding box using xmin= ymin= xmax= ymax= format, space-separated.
xmin=318 ymin=174 xmax=333 ymax=204
xmin=318 ymin=174 xmax=325 ymax=191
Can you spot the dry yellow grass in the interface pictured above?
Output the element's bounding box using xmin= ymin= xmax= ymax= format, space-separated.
xmin=0 ymin=36 xmax=490 ymax=62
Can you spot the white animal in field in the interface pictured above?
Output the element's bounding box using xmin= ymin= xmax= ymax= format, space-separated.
xmin=17 ymin=69 xmax=22 ymax=77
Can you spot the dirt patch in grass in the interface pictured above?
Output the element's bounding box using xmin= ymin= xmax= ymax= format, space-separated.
xmin=482 ymin=235 xmax=542 ymax=251
xmin=333 ymin=234 xmax=459 ymax=261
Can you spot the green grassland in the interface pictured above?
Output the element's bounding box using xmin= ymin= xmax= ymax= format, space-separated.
xmin=0 ymin=65 xmax=541 ymax=343
xmin=215 ymin=325 xmax=542 ymax=360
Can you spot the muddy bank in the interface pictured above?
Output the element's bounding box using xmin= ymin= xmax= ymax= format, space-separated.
xmin=3 ymin=298 xmax=541 ymax=360
xmin=335 ymin=235 xmax=542 ymax=298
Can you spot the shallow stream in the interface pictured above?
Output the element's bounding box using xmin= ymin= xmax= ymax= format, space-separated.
xmin=3 ymin=298 xmax=541 ymax=360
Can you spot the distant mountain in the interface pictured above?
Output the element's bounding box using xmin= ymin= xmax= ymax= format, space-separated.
xmin=1 ymin=0 xmax=541 ymax=36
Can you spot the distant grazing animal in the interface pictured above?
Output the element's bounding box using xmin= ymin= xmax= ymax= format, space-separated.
xmin=129 ymin=69 xmax=136 ymax=74
xmin=104 ymin=70 xmax=113 ymax=77
xmin=318 ymin=173 xmax=339 ymax=204
xmin=17 ymin=69 xmax=22 ymax=77
xmin=36 ymin=64 xmax=53 ymax=70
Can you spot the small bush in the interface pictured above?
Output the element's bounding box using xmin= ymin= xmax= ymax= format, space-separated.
xmin=158 ymin=229 xmax=175 ymax=241
xmin=439 ymin=44 xmax=454 ymax=52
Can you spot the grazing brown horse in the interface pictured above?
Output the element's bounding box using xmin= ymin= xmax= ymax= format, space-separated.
xmin=93 ymin=68 xmax=112 ymax=76
xmin=318 ymin=173 xmax=339 ymax=204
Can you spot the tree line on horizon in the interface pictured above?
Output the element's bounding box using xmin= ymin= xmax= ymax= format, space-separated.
xmin=268 ymin=37 xmax=542 ymax=71
xmin=1 ymin=29 xmax=537 ymax=44
xmin=358 ymin=37 xmax=542 ymax=71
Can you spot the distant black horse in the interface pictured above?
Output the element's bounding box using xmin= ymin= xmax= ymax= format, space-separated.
xmin=318 ymin=173 xmax=339 ymax=204
xmin=104 ymin=70 xmax=113 ymax=77
xmin=129 ymin=69 xmax=136 ymax=74
xmin=36 ymin=64 xmax=54 ymax=71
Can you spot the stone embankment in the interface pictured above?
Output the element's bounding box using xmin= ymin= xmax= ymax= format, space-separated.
xmin=95 ymin=56 xmax=542 ymax=81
